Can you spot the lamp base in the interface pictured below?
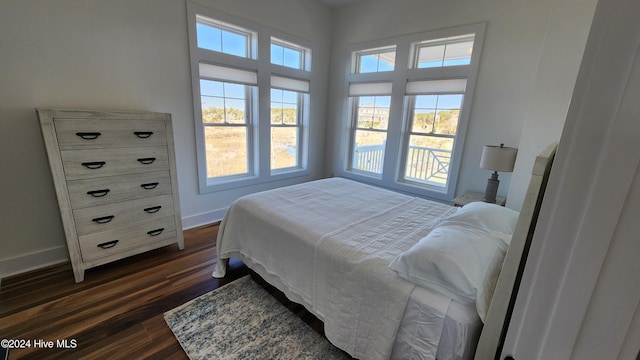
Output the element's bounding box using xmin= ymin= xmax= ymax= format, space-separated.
xmin=483 ymin=172 xmax=500 ymax=203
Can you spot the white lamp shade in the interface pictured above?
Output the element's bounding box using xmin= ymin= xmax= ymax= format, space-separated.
xmin=480 ymin=145 xmax=518 ymax=172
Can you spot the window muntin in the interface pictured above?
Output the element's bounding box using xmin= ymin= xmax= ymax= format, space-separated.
xmin=350 ymin=95 xmax=391 ymax=175
xmin=196 ymin=15 xmax=255 ymax=58
xmin=413 ymin=34 xmax=475 ymax=68
xmin=201 ymin=80 xmax=248 ymax=125
xmin=354 ymin=46 xmax=396 ymax=73
xmin=410 ymin=94 xmax=463 ymax=135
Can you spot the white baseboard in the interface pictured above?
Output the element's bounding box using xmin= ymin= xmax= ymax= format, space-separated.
xmin=181 ymin=208 xmax=227 ymax=229
xmin=0 ymin=246 xmax=69 ymax=280
xmin=1 ymin=210 xmax=228 ymax=283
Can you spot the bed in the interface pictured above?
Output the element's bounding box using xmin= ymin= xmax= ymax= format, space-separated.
xmin=213 ymin=144 xmax=557 ymax=360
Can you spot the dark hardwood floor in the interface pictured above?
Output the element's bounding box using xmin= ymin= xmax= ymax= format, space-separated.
xmin=0 ymin=223 xmax=324 ymax=359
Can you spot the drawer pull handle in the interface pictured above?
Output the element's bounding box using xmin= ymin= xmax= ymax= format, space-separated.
xmin=140 ymin=182 xmax=159 ymax=190
xmin=76 ymin=132 xmax=102 ymax=140
xmin=92 ymin=215 xmax=115 ymax=224
xmin=87 ymin=189 xmax=111 ymax=197
xmin=144 ymin=206 xmax=162 ymax=213
xmin=137 ymin=157 xmax=156 ymax=165
xmin=82 ymin=161 xmax=106 ymax=169
xmin=97 ymin=240 xmax=119 ymax=249
xmin=147 ymin=228 xmax=164 ymax=236
xmin=134 ymin=131 xmax=154 ymax=138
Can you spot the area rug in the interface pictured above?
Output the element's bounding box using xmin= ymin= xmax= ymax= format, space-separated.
xmin=164 ymin=275 xmax=351 ymax=360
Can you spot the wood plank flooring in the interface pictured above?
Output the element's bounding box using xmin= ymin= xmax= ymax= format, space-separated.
xmin=0 ymin=223 xmax=324 ymax=359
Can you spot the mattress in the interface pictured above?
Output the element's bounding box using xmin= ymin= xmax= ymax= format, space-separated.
xmin=214 ymin=177 xmax=482 ymax=359
xmin=395 ymin=286 xmax=482 ymax=360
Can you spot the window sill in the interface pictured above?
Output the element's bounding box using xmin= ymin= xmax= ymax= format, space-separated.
xmin=199 ymin=168 xmax=310 ymax=194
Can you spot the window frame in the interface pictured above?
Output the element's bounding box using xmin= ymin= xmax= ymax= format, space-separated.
xmin=412 ymin=34 xmax=476 ymax=69
xmin=200 ymin=78 xmax=256 ymax=180
xmin=270 ymin=37 xmax=310 ymax=71
xmin=338 ymin=23 xmax=486 ymax=201
xmin=400 ymin=91 xmax=465 ymax=188
xmin=186 ymin=3 xmax=313 ymax=193
xmin=352 ymin=45 xmax=397 ymax=74
xmin=269 ymin=86 xmax=309 ymax=173
xmin=348 ymin=94 xmax=392 ymax=177
xmin=195 ymin=15 xmax=257 ymax=59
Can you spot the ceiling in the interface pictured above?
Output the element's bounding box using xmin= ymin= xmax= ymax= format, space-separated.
xmin=314 ymin=0 xmax=364 ymax=8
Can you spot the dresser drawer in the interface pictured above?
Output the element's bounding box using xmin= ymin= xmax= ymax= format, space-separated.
xmin=61 ymin=146 xmax=169 ymax=180
xmin=73 ymin=194 xmax=176 ymax=237
xmin=79 ymin=216 xmax=177 ymax=262
xmin=54 ymin=119 xmax=167 ymax=150
xmin=67 ymin=171 xmax=172 ymax=209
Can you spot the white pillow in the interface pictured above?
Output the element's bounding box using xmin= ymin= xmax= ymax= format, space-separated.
xmin=389 ymin=223 xmax=509 ymax=322
xmin=444 ymin=201 xmax=519 ymax=236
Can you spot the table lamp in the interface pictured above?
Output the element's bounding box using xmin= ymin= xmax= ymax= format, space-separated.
xmin=480 ymin=143 xmax=518 ymax=203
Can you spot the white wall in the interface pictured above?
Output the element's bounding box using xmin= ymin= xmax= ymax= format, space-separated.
xmin=502 ymin=0 xmax=640 ymax=357
xmin=327 ymin=0 xmax=595 ymax=209
xmin=0 ymin=0 xmax=332 ymax=278
xmin=506 ymin=0 xmax=598 ymax=210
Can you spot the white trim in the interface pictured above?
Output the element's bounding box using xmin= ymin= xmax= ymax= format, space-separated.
xmin=181 ymin=209 xmax=227 ymax=230
xmin=0 ymin=246 xmax=68 ymax=280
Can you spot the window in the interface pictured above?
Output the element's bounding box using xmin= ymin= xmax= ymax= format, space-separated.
xmin=413 ymin=34 xmax=475 ymax=68
xmin=200 ymin=79 xmax=253 ymax=178
xmin=403 ymin=80 xmax=466 ymax=186
xmin=353 ymin=46 xmax=396 ymax=73
xmin=341 ymin=24 xmax=485 ymax=200
xmin=348 ymin=82 xmax=392 ymax=175
xmin=187 ymin=4 xmax=313 ymax=192
xmin=271 ymin=38 xmax=309 ymax=70
xmin=198 ymin=63 xmax=257 ymax=179
xmin=401 ymin=79 xmax=467 ymax=188
xmin=196 ymin=15 xmax=255 ymax=58
xmin=270 ymin=75 xmax=309 ymax=172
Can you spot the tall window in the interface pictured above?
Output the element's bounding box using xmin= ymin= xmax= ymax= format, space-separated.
xmin=187 ymin=4 xmax=313 ymax=192
xmin=342 ymin=24 xmax=485 ymax=200
xmin=403 ymin=80 xmax=466 ymax=187
xmin=200 ymin=79 xmax=253 ymax=178
xmin=270 ymin=75 xmax=309 ymax=172
xmin=348 ymin=82 xmax=392 ymax=175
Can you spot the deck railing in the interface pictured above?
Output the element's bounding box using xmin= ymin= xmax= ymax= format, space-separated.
xmin=352 ymin=144 xmax=385 ymax=174
xmin=353 ymin=144 xmax=451 ymax=184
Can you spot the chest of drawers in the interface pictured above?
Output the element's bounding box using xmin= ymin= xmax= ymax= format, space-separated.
xmin=37 ymin=109 xmax=184 ymax=283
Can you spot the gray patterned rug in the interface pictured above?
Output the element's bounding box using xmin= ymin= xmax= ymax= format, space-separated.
xmin=164 ymin=275 xmax=351 ymax=360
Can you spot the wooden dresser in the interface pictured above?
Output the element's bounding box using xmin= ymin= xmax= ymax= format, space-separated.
xmin=37 ymin=109 xmax=184 ymax=283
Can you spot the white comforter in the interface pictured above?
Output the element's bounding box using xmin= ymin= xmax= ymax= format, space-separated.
xmin=214 ymin=178 xmax=457 ymax=359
